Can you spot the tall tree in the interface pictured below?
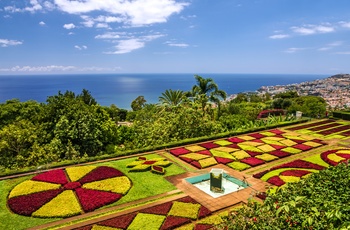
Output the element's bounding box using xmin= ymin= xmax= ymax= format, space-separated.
xmin=159 ymin=89 xmax=185 ymax=107
xmin=131 ymin=96 xmax=146 ymax=111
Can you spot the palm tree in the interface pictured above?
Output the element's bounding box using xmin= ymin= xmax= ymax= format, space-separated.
xmin=190 ymin=75 xmax=227 ymax=117
xmin=159 ymin=89 xmax=185 ymax=107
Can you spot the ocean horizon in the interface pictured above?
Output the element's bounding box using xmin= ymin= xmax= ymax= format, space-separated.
xmin=0 ymin=73 xmax=329 ymax=109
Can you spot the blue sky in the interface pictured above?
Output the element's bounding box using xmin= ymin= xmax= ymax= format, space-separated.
xmin=1 ymin=0 xmax=350 ymax=75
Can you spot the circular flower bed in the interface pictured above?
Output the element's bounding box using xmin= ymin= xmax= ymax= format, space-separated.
xmin=7 ymin=165 xmax=132 ymax=218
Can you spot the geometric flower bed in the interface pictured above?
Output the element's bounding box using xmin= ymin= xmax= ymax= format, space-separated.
xmin=7 ymin=166 xmax=132 ymax=218
xmin=253 ymin=148 xmax=350 ymax=187
xmin=287 ymin=119 xmax=350 ymax=139
xmin=74 ymin=196 xmax=212 ymax=230
xmin=126 ymin=156 xmax=172 ymax=174
xmin=168 ymin=129 xmax=325 ymax=171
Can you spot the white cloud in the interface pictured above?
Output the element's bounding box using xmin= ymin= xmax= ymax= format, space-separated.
xmin=0 ymin=38 xmax=23 ymax=47
xmin=269 ymin=34 xmax=289 ymax=39
xmin=165 ymin=41 xmax=189 ymax=47
xmin=54 ymin=0 xmax=189 ymax=26
xmin=4 ymin=0 xmax=43 ymax=13
xmin=335 ymin=51 xmax=350 ymax=55
xmin=107 ymin=39 xmax=145 ymax=54
xmin=339 ymin=21 xmax=350 ymax=28
xmin=39 ymin=21 xmax=46 ymax=26
xmin=318 ymin=41 xmax=343 ymax=51
xmin=95 ymin=32 xmax=122 ymax=39
xmin=284 ymin=47 xmax=306 ymax=53
xmin=63 ymin=23 xmax=76 ymax=29
xmin=0 ymin=65 xmax=76 ymax=72
xmin=74 ymin=45 xmax=88 ymax=50
xmin=291 ymin=24 xmax=335 ymax=35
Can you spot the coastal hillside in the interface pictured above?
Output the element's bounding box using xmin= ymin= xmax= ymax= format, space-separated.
xmin=257 ymin=73 xmax=350 ymax=109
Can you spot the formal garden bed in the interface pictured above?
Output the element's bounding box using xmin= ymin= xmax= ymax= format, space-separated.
xmin=2 ymin=119 xmax=350 ymax=229
xmin=168 ymin=128 xmax=326 ymax=171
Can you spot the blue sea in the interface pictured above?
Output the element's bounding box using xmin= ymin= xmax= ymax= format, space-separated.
xmin=0 ymin=73 xmax=329 ymax=109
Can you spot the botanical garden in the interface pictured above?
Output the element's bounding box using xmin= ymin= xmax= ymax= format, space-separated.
xmin=0 ymin=76 xmax=349 ymax=229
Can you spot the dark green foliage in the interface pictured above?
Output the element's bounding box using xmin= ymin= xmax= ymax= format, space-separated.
xmin=218 ymin=163 xmax=350 ymax=230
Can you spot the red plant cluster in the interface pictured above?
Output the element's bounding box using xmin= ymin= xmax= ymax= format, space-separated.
xmin=287 ymin=119 xmax=335 ymax=131
xmin=292 ymin=144 xmax=313 ymax=151
xmin=271 ymin=159 xmax=325 ymax=171
xmin=280 ymin=169 xmax=311 ymax=177
xmin=309 ymin=123 xmax=342 ymax=131
xmin=267 ymin=176 xmax=285 ymax=187
xmin=75 ymin=188 xmax=122 ymax=212
xmin=7 ymin=189 xmax=62 ymax=216
xmin=79 ymin=166 xmax=124 ymax=184
xmin=269 ymin=150 xmax=291 ymax=158
xmin=240 ymin=157 xmax=265 ymax=166
xmin=320 ymin=149 xmax=350 ymax=166
xmin=257 ymin=109 xmax=285 ymax=119
xmin=199 ymin=142 xmax=220 ymax=149
xmin=32 ymin=169 xmax=68 ymax=185
xmin=75 ymin=196 xmax=212 ymax=230
xmin=169 ymin=147 xmax=191 ymax=156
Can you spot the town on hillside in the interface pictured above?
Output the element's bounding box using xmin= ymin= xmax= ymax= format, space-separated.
xmin=254 ymin=74 xmax=350 ymax=109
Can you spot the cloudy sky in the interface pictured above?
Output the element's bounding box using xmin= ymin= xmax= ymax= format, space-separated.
xmin=1 ymin=0 xmax=350 ymax=74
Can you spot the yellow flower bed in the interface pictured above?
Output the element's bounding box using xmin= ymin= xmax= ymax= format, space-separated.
xmin=214 ymin=140 xmax=233 ymax=146
xmin=199 ymin=157 xmax=217 ymax=168
xmin=181 ymin=153 xmax=210 ymax=161
xmin=185 ymin=145 xmax=206 ymax=152
xmin=279 ymin=139 xmax=297 ymax=147
xmin=83 ymin=176 xmax=132 ymax=194
xmin=227 ymin=162 xmax=251 ymax=171
xmin=8 ymin=180 xmax=61 ymax=198
xmin=261 ymin=139 xmax=283 ymax=146
xmin=210 ymin=149 xmax=235 ymax=159
xmin=231 ymin=150 xmax=250 ymax=160
xmin=238 ymin=135 xmax=256 ymax=141
xmin=215 ymin=146 xmax=238 ymax=153
xmin=240 ymin=141 xmax=263 ymax=147
xmin=66 ymin=165 xmax=97 ymax=182
xmin=255 ymin=153 xmax=278 ymax=162
xmin=168 ymin=201 xmax=201 ymax=219
xmin=282 ymin=147 xmax=302 ymax=154
xmin=259 ymin=131 xmax=276 ymax=136
xmin=262 ymin=136 xmax=284 ymax=141
xmin=237 ymin=144 xmax=263 ymax=153
xmin=92 ymin=225 xmax=122 ymax=230
xmin=280 ymin=175 xmax=300 ymax=183
xmin=328 ymin=153 xmax=346 ymax=162
xmin=32 ymin=190 xmax=82 ymax=218
xmin=303 ymin=141 xmax=322 ymax=147
xmin=257 ymin=144 xmax=276 ymax=152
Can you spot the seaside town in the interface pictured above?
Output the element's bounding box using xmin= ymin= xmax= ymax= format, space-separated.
xmin=254 ymin=74 xmax=350 ymax=109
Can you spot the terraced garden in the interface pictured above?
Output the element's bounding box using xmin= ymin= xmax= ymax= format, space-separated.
xmin=1 ymin=119 xmax=350 ymax=230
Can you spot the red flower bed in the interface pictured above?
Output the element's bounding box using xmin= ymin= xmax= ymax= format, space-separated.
xmin=290 ymin=139 xmax=305 ymax=144
xmin=214 ymin=157 xmax=233 ymax=164
xmin=251 ymin=139 xmax=264 ymax=143
xmin=179 ymin=157 xmax=193 ymax=163
xmin=169 ymin=148 xmax=191 ymax=156
xmin=143 ymin=160 xmax=157 ymax=165
xmin=309 ymin=123 xmax=342 ymax=131
xmin=199 ymin=142 xmax=220 ymax=149
xmin=246 ymin=151 xmax=261 ymax=157
xmin=141 ymin=201 xmax=173 ymax=215
xmin=197 ymin=150 xmax=213 ymax=156
xmin=98 ymin=213 xmax=137 ymax=229
xmin=271 ymin=159 xmax=325 ymax=171
xmin=269 ymin=150 xmax=291 ymax=158
xmin=240 ymin=157 xmax=265 ymax=166
xmin=337 ymin=153 xmax=350 ymax=160
xmin=178 ymin=196 xmax=198 ymax=204
xmin=280 ymin=169 xmax=311 ymax=177
xmin=267 ymin=176 xmax=285 ymax=187
xmin=161 ymin=216 xmax=191 ymax=230
xmin=194 ymin=224 xmax=213 ymax=230
xmin=75 ymin=188 xmax=122 ymax=212
xmin=287 ymin=120 xmax=335 ymax=131
xmin=79 ymin=166 xmax=124 ymax=184
xmin=32 ymin=169 xmax=68 ymax=185
xmin=252 ymin=170 xmax=269 ymax=179
xmin=269 ymin=129 xmax=285 ymax=135
xmin=269 ymin=144 xmax=285 ymax=150
xmin=191 ymin=161 xmax=201 ymax=169
xmin=198 ymin=206 xmax=212 ymax=218
xmin=248 ymin=133 xmax=266 ymax=139
xmin=63 ymin=182 xmax=81 ymax=190
xmin=227 ymin=143 xmax=240 ymax=149
xmin=317 ymin=125 xmax=350 ymax=135
xmin=7 ymin=189 xmax=62 ymax=216
xmin=320 ymin=150 xmax=339 ymax=166
xmin=227 ymin=137 xmax=245 ymax=143
xmin=292 ymin=144 xmax=312 ymax=151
